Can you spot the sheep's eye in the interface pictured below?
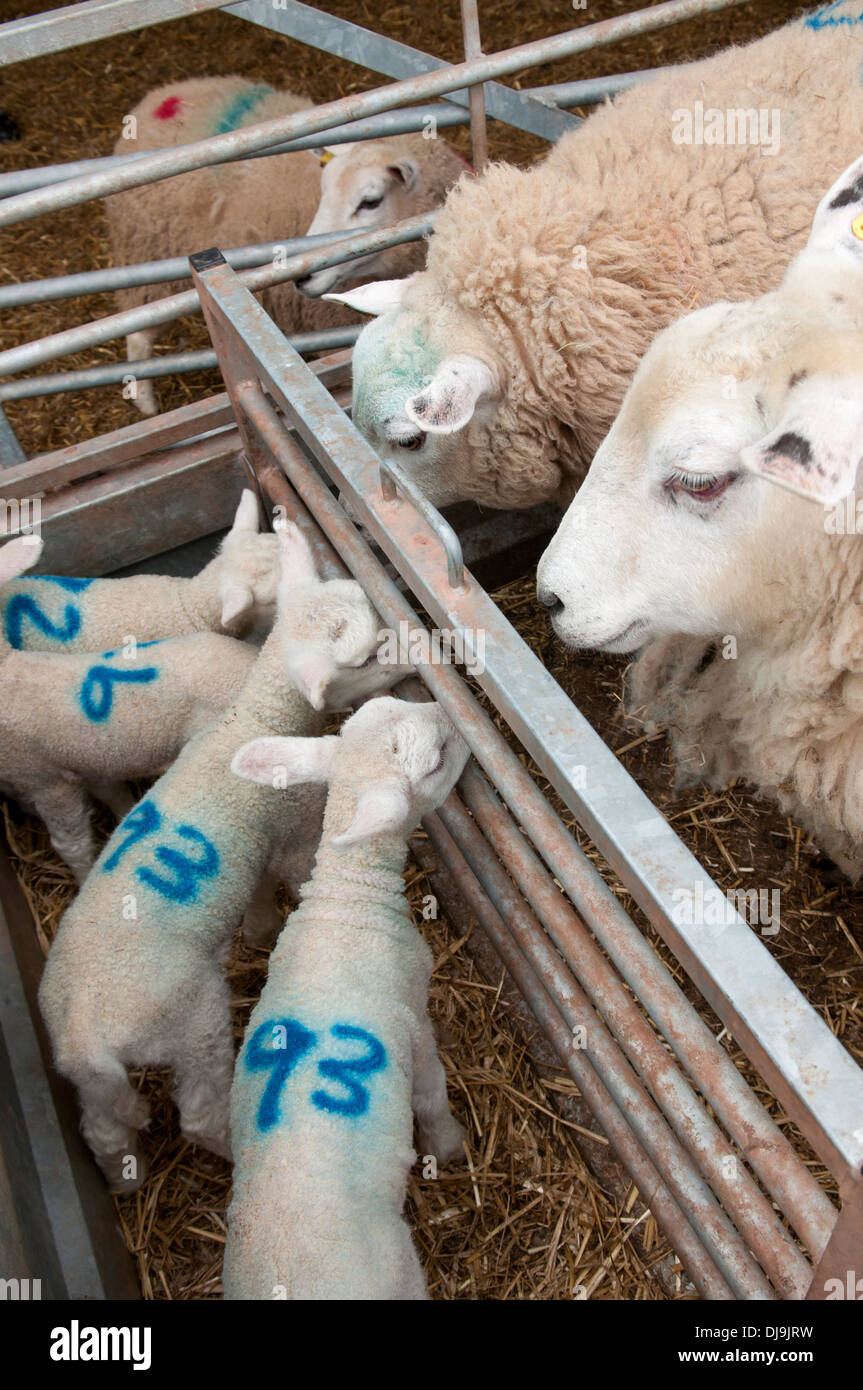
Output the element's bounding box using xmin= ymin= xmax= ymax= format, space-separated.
xmin=394 ymin=434 xmax=424 ymax=452
xmin=667 ymin=470 xmax=737 ymax=502
xmin=357 ymin=194 xmax=384 ymax=213
xmin=425 ymin=742 xmax=447 ymax=778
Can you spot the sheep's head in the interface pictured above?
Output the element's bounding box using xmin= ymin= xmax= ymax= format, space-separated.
xmin=274 ymin=523 xmax=412 ymax=710
xmin=327 ymin=275 xmax=505 ymax=510
xmin=297 ymin=135 xmax=461 ymax=298
xmin=231 ymin=695 xmax=469 ymax=847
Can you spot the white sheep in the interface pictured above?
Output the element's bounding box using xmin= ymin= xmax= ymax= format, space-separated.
xmin=0 ymin=491 xmax=278 ymax=654
xmin=536 ymin=152 xmax=863 ymax=877
xmin=332 ymin=5 xmax=863 ymax=510
xmin=37 ymin=523 xmax=410 ymax=1193
xmin=223 ymin=695 xmax=468 ymax=1300
xmin=105 ymin=76 xmax=467 ymax=415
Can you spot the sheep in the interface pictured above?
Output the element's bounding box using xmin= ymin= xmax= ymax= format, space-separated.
xmin=535 ymin=152 xmax=863 ymax=879
xmin=37 ymin=522 xmax=411 ymax=1194
xmin=0 ymin=490 xmax=278 ymax=655
xmin=223 ymin=695 xmax=468 ymax=1300
xmin=331 ymin=4 xmax=863 ymax=512
xmin=0 ymin=629 xmax=257 ymax=884
xmin=105 ymin=76 xmax=467 ymax=415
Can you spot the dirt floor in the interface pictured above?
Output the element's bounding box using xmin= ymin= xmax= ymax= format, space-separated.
xmin=2 ymin=0 xmax=860 ymax=1302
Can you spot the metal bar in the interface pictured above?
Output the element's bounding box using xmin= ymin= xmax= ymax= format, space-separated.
xmin=377 ymin=454 xmax=464 ymax=590
xmin=0 ymin=0 xmax=229 ymax=64
xmin=222 ymin=367 xmax=832 ymax=1263
xmin=0 ymin=0 xmax=749 ymax=227
xmin=421 ymin=812 xmax=735 ymax=1301
xmin=0 ymin=404 xmax=26 ymax=466
xmin=0 ymin=213 xmax=430 ymax=379
xmin=188 ymin=257 xmax=848 ymax=1238
xmin=228 ymin=0 xmax=578 ymax=143
xmin=805 ymin=1180 xmax=863 ymax=1300
xmin=0 ymin=329 xmax=358 ymax=404
xmin=459 ymin=0 xmax=488 ymax=172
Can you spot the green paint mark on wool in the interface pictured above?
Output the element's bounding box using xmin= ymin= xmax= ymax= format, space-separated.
xmin=213 ymin=84 xmax=275 ymax=136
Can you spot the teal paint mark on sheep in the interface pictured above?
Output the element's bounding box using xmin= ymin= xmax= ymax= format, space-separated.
xmin=3 ymin=575 xmax=94 ymax=649
xmin=136 ymin=825 xmax=219 ymax=903
xmin=213 ymin=84 xmax=275 ymax=136
xmin=805 ymin=2 xmax=863 ymax=27
xmin=79 ymin=663 xmax=159 ymax=723
xmin=311 ymin=1025 xmax=387 ymax=1117
xmin=245 ymin=1018 xmax=387 ymax=1131
xmin=103 ymin=799 xmax=161 ymax=872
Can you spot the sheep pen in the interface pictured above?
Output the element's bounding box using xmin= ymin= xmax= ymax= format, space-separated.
xmin=2 ymin=0 xmax=860 ymax=1304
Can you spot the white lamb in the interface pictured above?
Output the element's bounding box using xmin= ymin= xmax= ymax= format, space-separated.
xmin=536 ymin=152 xmax=863 ymax=877
xmin=106 ymin=76 xmax=467 ymax=415
xmin=38 ymin=524 xmax=410 ymax=1193
xmin=223 ymin=696 xmax=468 ymax=1300
xmin=0 ymin=491 xmax=279 ymax=654
xmin=334 ymin=4 xmax=863 ymax=510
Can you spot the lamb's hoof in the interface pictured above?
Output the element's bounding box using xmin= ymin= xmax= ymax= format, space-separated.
xmin=420 ymin=1116 xmax=467 ymax=1165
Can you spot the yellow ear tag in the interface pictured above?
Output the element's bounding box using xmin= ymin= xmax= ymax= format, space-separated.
xmin=318 ymin=150 xmax=334 ymax=167
xmin=852 ymin=212 xmax=863 ymax=241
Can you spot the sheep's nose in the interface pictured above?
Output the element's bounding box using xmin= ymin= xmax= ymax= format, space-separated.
xmin=537 ymin=586 xmax=563 ymax=617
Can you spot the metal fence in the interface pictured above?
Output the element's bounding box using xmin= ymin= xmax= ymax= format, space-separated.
xmin=1 ymin=0 xmax=861 ymax=1301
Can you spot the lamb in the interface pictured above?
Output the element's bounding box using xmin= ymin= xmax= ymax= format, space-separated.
xmin=536 ymin=152 xmax=863 ymax=878
xmin=38 ymin=523 xmax=410 ymax=1193
xmin=333 ymin=3 xmax=863 ymax=511
xmin=0 ymin=490 xmax=278 ymax=654
xmin=105 ymin=76 xmax=467 ymax=415
xmin=223 ymin=695 xmax=468 ymax=1300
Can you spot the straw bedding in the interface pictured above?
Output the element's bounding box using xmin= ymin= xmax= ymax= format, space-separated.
xmin=2 ymin=0 xmax=859 ymax=1302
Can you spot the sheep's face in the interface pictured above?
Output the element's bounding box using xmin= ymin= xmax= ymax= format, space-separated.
xmin=343 ymin=283 xmax=502 ymax=509
xmin=537 ymin=301 xmax=834 ymax=653
xmin=298 ymin=140 xmax=428 ymax=298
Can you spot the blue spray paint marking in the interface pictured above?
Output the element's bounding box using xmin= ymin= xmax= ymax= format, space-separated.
xmin=213 ymin=84 xmax=274 ymax=135
xmin=311 ymin=1025 xmax=387 ymax=1117
xmin=136 ymin=825 xmax=219 ymax=902
xmin=103 ymin=799 xmax=161 ymax=872
xmin=3 ymin=575 xmax=94 ymax=649
xmin=79 ymin=663 xmax=159 ymax=722
xmin=100 ymin=640 xmax=163 ymax=659
xmin=246 ymin=1018 xmax=318 ymax=1131
xmin=805 ymin=2 xmax=863 ymax=27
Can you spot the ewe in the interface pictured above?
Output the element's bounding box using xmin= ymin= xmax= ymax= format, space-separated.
xmin=336 ymin=6 xmax=863 ymax=510
xmin=536 ymin=154 xmax=863 ymax=878
xmin=224 ymin=696 xmax=468 ymax=1300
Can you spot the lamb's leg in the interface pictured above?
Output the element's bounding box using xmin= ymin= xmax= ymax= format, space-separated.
xmin=240 ymin=866 xmax=283 ymax=948
xmin=74 ymin=1062 xmax=150 ymax=1195
xmin=126 ymin=329 xmax=159 ymax=417
xmin=87 ymin=779 xmax=136 ymax=821
xmin=411 ymin=1013 xmax=466 ymax=1163
xmin=31 ymin=780 xmax=96 ymax=884
xmin=170 ymin=973 xmax=234 ymax=1161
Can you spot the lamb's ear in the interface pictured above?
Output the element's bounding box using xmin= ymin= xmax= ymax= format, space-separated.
xmin=387 ymin=157 xmax=420 ymax=192
xmin=284 ymin=644 xmax=338 ymax=712
xmin=805 ymin=154 xmax=863 ymax=264
xmin=220 ymin=584 xmax=254 ymax=627
xmin=276 ymin=521 xmax=318 ymax=586
xmin=323 ymin=278 xmax=412 ymax=316
xmin=231 ymin=735 xmax=339 ymax=788
xmin=405 ymin=356 xmax=499 ymax=434
xmin=331 ymin=782 xmax=411 ymax=848
xmin=229 ymin=489 xmax=260 ymax=535
xmin=0 ymin=534 xmax=42 ymax=583
xmin=740 ymin=375 xmax=863 ymax=504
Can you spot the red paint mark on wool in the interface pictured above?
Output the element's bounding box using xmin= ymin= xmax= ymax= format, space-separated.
xmin=154 ymin=96 xmax=183 ymax=121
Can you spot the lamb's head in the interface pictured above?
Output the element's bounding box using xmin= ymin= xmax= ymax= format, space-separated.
xmin=274 ymin=522 xmax=411 ymax=709
xmin=536 ymin=299 xmax=843 ymax=653
xmin=216 ymin=489 xmax=281 ymax=632
xmin=327 ymin=274 xmax=508 ymax=509
xmin=232 ymin=695 xmax=469 ymax=847
xmin=296 ymin=134 xmax=466 ymax=299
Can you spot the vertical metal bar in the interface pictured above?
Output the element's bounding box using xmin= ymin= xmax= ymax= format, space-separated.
xmin=805 ymin=1180 xmax=863 ymax=1300
xmin=460 ymin=0 xmax=488 ymax=171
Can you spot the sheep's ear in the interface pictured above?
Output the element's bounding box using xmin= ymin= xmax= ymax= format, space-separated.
xmin=0 ymin=534 xmax=43 ymax=583
xmin=285 ymin=645 xmax=338 ymax=712
xmin=740 ymin=375 xmax=863 ymax=504
xmin=323 ymin=278 xmax=412 ymax=317
xmin=332 ymin=782 xmax=411 ymax=848
xmin=276 ymin=522 xmax=318 ymax=586
xmin=405 ymin=355 xmax=498 ymax=434
xmin=806 ymin=154 xmax=863 ymax=264
xmin=220 ymin=584 xmax=254 ymax=627
xmin=387 ymin=157 xmax=420 ymax=192
xmin=229 ymin=489 xmax=260 ymax=534
xmin=231 ymin=735 xmax=339 ymax=788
